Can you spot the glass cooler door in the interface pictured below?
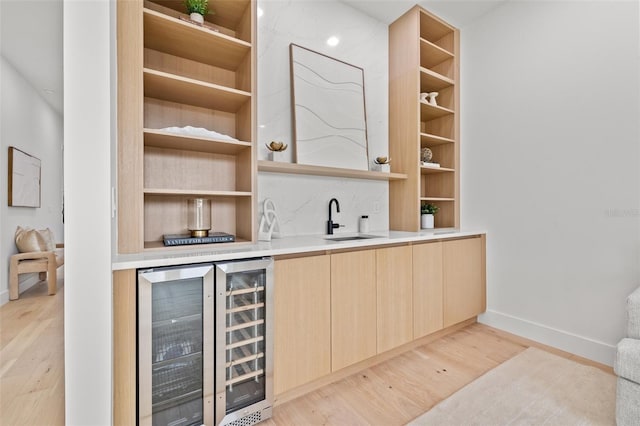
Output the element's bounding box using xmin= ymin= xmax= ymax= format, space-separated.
xmin=138 ymin=264 xmax=214 ymax=426
xmin=215 ymin=258 xmax=273 ymax=426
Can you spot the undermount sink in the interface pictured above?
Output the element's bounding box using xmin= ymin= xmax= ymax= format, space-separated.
xmin=325 ymin=235 xmax=382 ymax=242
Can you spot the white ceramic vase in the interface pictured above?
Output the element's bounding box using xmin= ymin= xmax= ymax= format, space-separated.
xmin=421 ymin=214 xmax=434 ymax=229
xmin=190 ymin=12 xmax=204 ymax=24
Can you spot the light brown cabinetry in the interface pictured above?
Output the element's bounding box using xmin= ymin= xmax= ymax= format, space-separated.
xmin=117 ymin=0 xmax=256 ymax=253
xmin=412 ymin=241 xmax=443 ymax=338
xmin=389 ymin=6 xmax=459 ymax=231
xmin=376 ymin=246 xmax=413 ymax=353
xmin=331 ymin=250 xmax=377 ymax=371
xmin=443 ymin=236 xmax=486 ymax=327
xmin=273 ymin=255 xmax=331 ymax=395
xmin=113 ymin=269 xmax=137 ymax=424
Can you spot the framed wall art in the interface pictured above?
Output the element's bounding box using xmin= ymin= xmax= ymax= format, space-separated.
xmin=290 ymin=44 xmax=370 ymax=171
xmin=8 ymin=146 xmax=41 ymax=208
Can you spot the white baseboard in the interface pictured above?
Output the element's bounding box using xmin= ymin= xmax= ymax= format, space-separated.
xmin=0 ymin=274 xmax=41 ymax=307
xmin=479 ymin=309 xmax=617 ymax=367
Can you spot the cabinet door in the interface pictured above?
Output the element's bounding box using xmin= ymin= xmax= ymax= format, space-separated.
xmin=443 ymin=236 xmax=485 ymax=327
xmin=377 ymin=246 xmax=413 ymax=353
xmin=274 ymin=255 xmax=331 ymax=395
xmin=331 ymin=250 xmax=377 ymax=371
xmin=413 ymin=242 xmax=443 ymax=338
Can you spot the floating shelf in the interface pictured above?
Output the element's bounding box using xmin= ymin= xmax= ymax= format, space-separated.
xmin=144 ymin=68 xmax=251 ymax=112
xmin=258 ymin=161 xmax=407 ymax=181
xmin=144 ymin=129 xmax=252 ymax=155
xmin=143 ymin=8 xmax=251 ymax=71
xmin=144 ymin=189 xmax=253 ymax=197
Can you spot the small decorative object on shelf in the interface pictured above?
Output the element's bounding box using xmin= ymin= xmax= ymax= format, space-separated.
xmin=419 ymin=92 xmax=438 ymax=106
xmin=187 ymin=198 xmax=211 ymax=237
xmin=420 ymin=203 xmax=439 ymax=229
xmin=184 ymin=0 xmax=214 ymax=25
xmin=420 ymin=147 xmax=432 ymax=163
xmin=265 ymin=140 xmax=288 ymax=162
xmin=373 ymin=156 xmax=391 ymax=172
xmin=421 ymin=161 xmax=441 ymax=168
xmin=428 ymin=91 xmax=439 ymax=106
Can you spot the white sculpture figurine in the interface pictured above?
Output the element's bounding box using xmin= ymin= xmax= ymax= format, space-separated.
xmin=428 ymin=92 xmax=439 ymax=106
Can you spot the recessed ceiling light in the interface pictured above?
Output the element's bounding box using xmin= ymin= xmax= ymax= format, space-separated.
xmin=326 ymin=36 xmax=340 ymax=47
xmin=258 ymin=124 xmax=266 ymax=129
xmin=257 ymin=7 xmax=263 ymax=18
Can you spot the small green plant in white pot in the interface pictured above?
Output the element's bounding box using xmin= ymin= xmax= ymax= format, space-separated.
xmin=420 ymin=203 xmax=439 ymax=229
xmin=184 ymin=0 xmax=212 ymax=24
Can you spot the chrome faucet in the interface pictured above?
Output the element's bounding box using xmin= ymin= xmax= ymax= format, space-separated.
xmin=327 ymin=198 xmax=342 ymax=235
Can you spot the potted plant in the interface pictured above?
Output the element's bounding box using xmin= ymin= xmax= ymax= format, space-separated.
xmin=184 ymin=0 xmax=212 ymax=24
xmin=420 ymin=203 xmax=439 ymax=229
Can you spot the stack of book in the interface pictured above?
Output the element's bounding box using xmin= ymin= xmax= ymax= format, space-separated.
xmin=163 ymin=232 xmax=235 ymax=246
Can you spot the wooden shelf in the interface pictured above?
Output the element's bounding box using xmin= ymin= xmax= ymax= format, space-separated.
xmin=420 ymin=165 xmax=455 ymax=174
xmin=144 ymin=189 xmax=253 ymax=197
xmin=420 ymin=102 xmax=454 ymax=120
xmin=258 ymin=161 xmax=407 ymax=181
xmin=144 ymin=129 xmax=251 ymax=154
xmin=420 ymin=67 xmax=454 ymax=92
xmin=420 ymin=197 xmax=455 ymax=202
xmin=420 ymin=38 xmax=453 ymax=67
xmin=420 ymin=133 xmax=455 ymax=147
xmin=419 ymin=10 xmax=454 ymax=42
xmin=148 ymin=0 xmax=251 ymax=32
xmin=389 ymin=6 xmax=459 ymax=234
xmin=144 ymin=68 xmax=250 ymax=112
xmin=143 ymin=8 xmax=251 ymax=71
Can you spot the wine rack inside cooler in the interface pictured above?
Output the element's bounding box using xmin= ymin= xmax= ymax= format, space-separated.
xmin=216 ymin=259 xmax=273 ymax=426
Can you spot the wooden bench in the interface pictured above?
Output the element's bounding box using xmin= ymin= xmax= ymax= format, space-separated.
xmin=9 ymin=244 xmax=64 ymax=300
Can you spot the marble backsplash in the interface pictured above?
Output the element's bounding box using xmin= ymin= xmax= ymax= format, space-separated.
xmin=256 ymin=0 xmax=390 ymax=236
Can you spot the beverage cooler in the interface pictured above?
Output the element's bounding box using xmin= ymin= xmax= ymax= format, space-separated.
xmin=137 ymin=258 xmax=274 ymax=426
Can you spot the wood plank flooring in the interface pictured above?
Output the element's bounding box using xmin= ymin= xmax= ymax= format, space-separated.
xmin=266 ymin=323 xmax=526 ymax=425
xmin=0 ymin=277 xmax=612 ymax=426
xmin=0 ymin=276 xmax=65 ymax=425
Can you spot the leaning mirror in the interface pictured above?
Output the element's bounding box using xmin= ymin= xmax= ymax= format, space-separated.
xmin=290 ymin=44 xmax=369 ymax=170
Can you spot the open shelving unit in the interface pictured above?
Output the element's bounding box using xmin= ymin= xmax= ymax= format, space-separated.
xmin=117 ymin=0 xmax=256 ymax=253
xmin=389 ymin=6 xmax=459 ymax=230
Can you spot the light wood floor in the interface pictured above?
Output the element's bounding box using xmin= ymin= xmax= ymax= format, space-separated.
xmin=266 ymin=323 xmax=613 ymax=425
xmin=0 ymin=277 xmax=612 ymax=426
xmin=0 ymin=275 xmax=65 ymax=425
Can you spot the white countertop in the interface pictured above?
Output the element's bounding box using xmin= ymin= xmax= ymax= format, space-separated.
xmin=111 ymin=229 xmax=485 ymax=270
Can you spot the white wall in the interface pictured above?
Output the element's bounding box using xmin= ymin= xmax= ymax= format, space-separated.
xmin=0 ymin=56 xmax=64 ymax=305
xmin=257 ymin=0 xmax=389 ymax=235
xmin=64 ymin=0 xmax=112 ymax=423
xmin=462 ymin=0 xmax=640 ymax=365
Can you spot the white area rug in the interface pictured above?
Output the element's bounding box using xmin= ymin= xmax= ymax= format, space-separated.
xmin=408 ymin=347 xmax=615 ymax=425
